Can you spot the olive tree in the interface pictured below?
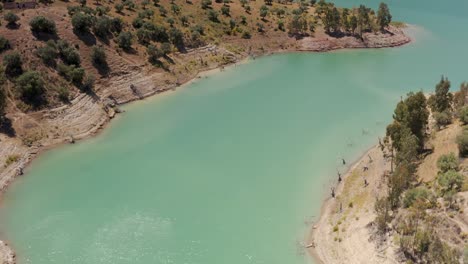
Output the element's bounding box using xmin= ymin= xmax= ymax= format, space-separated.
xmin=16 ymin=71 xmax=45 ymax=105
xmin=29 ymin=16 xmax=57 ymax=34
xmin=4 ymin=12 xmax=19 ymax=26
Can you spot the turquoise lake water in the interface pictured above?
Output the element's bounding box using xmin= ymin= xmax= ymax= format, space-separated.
xmin=1 ymin=0 xmax=468 ymax=263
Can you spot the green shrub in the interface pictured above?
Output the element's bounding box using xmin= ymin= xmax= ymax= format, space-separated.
xmin=191 ymin=25 xmax=204 ymax=35
xmin=257 ymin=22 xmax=265 ymax=32
xmin=459 ymin=106 xmax=468 ymax=125
xmin=414 ymin=229 xmax=431 ymax=256
xmin=168 ymin=28 xmax=184 ymax=48
xmin=457 ymin=128 xmax=468 ymax=157
xmin=438 ymin=170 xmax=464 ymax=194
xmin=171 ymin=4 xmax=180 ymax=14
xmin=29 ymin=16 xmax=57 ymax=34
xmin=190 ymin=30 xmax=202 ymax=46
xmin=36 ymin=40 xmax=58 ymax=65
xmin=95 ymin=6 xmax=110 ymax=16
xmin=240 ymin=15 xmax=247 ymax=25
xmin=117 ymin=31 xmax=133 ymax=50
xmin=374 ymin=197 xmax=391 ymax=234
xmin=180 ymin=15 xmax=189 ymax=26
xmin=166 ymin=17 xmax=175 ymax=27
xmin=93 ymin=16 xmax=111 ymax=38
xmin=4 ymin=12 xmax=19 ymax=25
xmin=57 ymin=63 xmax=71 ymax=78
xmin=0 ymin=36 xmax=10 ymax=52
xmin=57 ymin=86 xmax=70 ymax=102
xmin=3 ymin=52 xmax=23 ymax=76
xmin=57 ymin=63 xmax=85 ymax=85
xmin=427 ymin=237 xmax=460 ymax=263
xmin=242 ymin=31 xmax=251 ymax=39
xmin=16 ymin=71 xmax=45 ymax=104
xmin=91 ymin=46 xmax=106 ymax=66
xmin=110 ymin=17 xmax=124 ymax=33
xmin=69 ymin=67 xmax=85 ymax=85
xmin=221 ymin=5 xmax=230 ymax=16
xmin=144 ymin=23 xmax=168 ymax=42
xmin=132 ymin=17 xmax=144 ymax=29
xmin=277 ymin=20 xmax=285 ymax=31
xmin=434 ymin=111 xmax=452 ymax=129
xmin=260 ymin=5 xmax=269 ymax=19
xmin=437 ymin=152 xmax=458 ymax=173
xmin=403 ymin=186 xmax=431 ymax=208
xmin=4 ymin=154 xmax=19 ymax=167
xmin=138 ymin=9 xmax=154 ymax=19
xmin=160 ymin=42 xmax=171 ymax=55
xmin=123 ymin=0 xmax=135 ymax=10
xmin=208 ymin=10 xmax=219 ymax=22
xmin=67 ymin=6 xmax=81 ymax=16
xmin=115 ymin=3 xmax=124 ymax=13
xmin=158 ymin=6 xmax=167 ymax=16
xmin=147 ymin=44 xmax=163 ymax=64
xmin=201 ymin=0 xmax=212 ymax=9
xmin=136 ymin=28 xmax=152 ymax=45
xmin=81 ymin=74 xmax=95 ymax=92
xmin=57 ymin=40 xmax=81 ymax=66
xmin=71 ymin=13 xmax=94 ymax=33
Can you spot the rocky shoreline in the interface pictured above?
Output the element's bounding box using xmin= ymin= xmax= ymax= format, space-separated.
xmin=0 ymin=27 xmax=411 ymax=264
xmin=299 ymin=26 xmax=410 ymax=52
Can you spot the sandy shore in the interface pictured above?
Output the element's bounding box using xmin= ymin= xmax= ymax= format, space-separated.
xmin=308 ymin=143 xmax=398 ymax=264
xmin=0 ymin=241 xmax=15 ymax=264
xmin=0 ymin=27 xmax=412 ymax=263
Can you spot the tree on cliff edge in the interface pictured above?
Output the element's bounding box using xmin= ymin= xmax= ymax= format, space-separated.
xmin=357 ymin=5 xmax=370 ymax=37
xmin=386 ymin=91 xmax=429 ymax=152
xmin=377 ymin=2 xmax=392 ymax=31
xmin=430 ymin=76 xmax=452 ymax=113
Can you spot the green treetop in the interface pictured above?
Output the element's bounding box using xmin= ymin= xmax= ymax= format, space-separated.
xmin=377 ymin=2 xmax=392 ymax=30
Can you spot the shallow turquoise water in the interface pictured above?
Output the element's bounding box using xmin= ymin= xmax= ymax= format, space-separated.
xmin=1 ymin=1 xmax=468 ymax=263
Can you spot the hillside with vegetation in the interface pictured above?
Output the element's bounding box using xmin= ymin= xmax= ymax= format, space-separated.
xmin=0 ymin=0 xmax=404 ymax=126
xmin=377 ymin=78 xmax=468 ymax=263
xmin=311 ymin=78 xmax=468 ymax=263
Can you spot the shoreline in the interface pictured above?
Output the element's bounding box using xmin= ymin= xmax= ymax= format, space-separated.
xmin=308 ymin=142 xmax=394 ymax=264
xmin=307 ymin=144 xmax=378 ymax=264
xmin=0 ymin=27 xmax=412 ymax=264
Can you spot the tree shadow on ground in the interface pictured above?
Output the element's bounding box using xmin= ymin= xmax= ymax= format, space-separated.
xmin=121 ymin=47 xmax=138 ymax=55
xmin=93 ymin=62 xmax=110 ymax=77
xmin=32 ymin=32 xmax=59 ymax=42
xmin=0 ymin=117 xmax=16 ymax=137
xmin=74 ymin=30 xmax=97 ymax=46
xmin=6 ymin=23 xmax=20 ymax=30
xmin=149 ymin=59 xmax=169 ymax=71
xmin=326 ymin=31 xmax=347 ymax=38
